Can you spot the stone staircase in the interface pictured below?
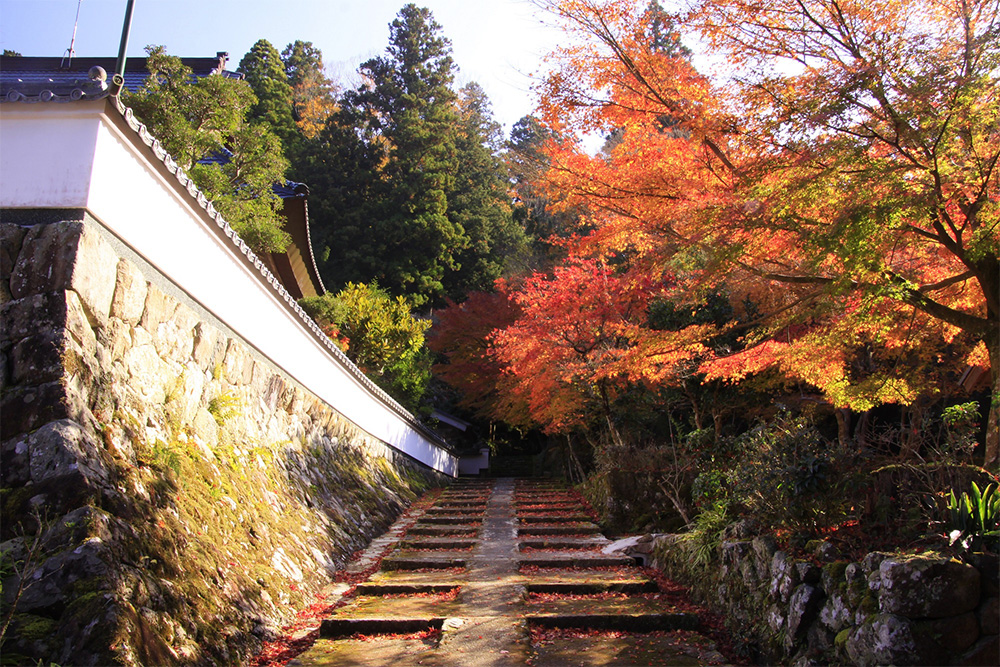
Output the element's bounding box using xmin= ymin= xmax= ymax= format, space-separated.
xmin=285 ymin=479 xmax=726 ymax=666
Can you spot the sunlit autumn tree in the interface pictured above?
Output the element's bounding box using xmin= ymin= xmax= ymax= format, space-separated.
xmin=532 ymin=0 xmax=999 ymax=466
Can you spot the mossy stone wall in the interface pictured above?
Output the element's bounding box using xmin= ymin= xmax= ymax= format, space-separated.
xmin=651 ymin=533 xmax=998 ymax=665
xmin=1 ymin=214 xmax=446 ymax=666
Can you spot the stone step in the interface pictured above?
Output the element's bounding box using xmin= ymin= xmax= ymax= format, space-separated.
xmin=518 ymin=525 xmax=602 ymax=536
xmin=380 ymin=555 xmax=468 ymax=571
xmin=518 ymin=514 xmax=594 ymax=523
xmin=319 ymin=617 xmax=445 ymax=638
xmin=526 ymin=612 xmax=700 ymax=632
xmin=526 ymin=579 xmax=658 ymax=594
xmin=518 ymin=537 xmax=610 ymax=550
xmin=398 ymin=538 xmax=476 ymax=550
xmin=526 ymin=595 xmax=686 ymax=616
xmin=415 ymin=516 xmax=484 ymax=525
xmin=283 ymin=478 xmax=728 ymax=667
xmin=519 ymin=554 xmax=635 ymax=568
xmin=330 ymin=593 xmax=463 ymax=619
xmin=354 ymin=582 xmax=459 ymax=595
xmin=406 ymin=525 xmax=479 ymax=536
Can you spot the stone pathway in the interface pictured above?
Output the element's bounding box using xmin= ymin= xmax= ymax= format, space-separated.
xmin=285 ymin=479 xmax=727 ymax=666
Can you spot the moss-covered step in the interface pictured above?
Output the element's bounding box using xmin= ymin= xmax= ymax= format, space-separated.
xmin=329 ymin=593 xmax=463 ymax=620
xmin=364 ymin=569 xmax=467 ymax=587
xmin=320 ymin=616 xmax=446 ymax=638
xmin=354 ymin=582 xmax=461 ymax=595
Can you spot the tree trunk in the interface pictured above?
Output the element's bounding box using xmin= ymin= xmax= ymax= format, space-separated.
xmin=984 ymin=334 xmax=999 ymax=471
xmin=836 ymin=408 xmax=852 ymax=448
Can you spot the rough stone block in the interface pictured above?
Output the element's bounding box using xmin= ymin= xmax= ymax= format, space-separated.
xmin=752 ymin=534 xmax=778 ymax=579
xmin=786 ymin=584 xmax=825 ymax=651
xmin=978 ymin=596 xmax=999 ymax=636
xmin=10 ymin=222 xmax=80 ymax=299
xmin=819 ymin=589 xmax=853 ymax=633
xmin=71 ymin=225 xmax=118 ymax=326
xmin=104 ymin=318 xmax=133 ymax=359
xmin=151 ymin=300 xmax=198 ymax=362
xmin=223 ymin=339 xmax=253 ymax=385
xmin=9 ymin=330 xmax=65 ymax=385
xmin=957 ymin=634 xmax=999 ymax=667
xmin=771 ymin=551 xmax=801 ymax=603
xmin=65 ymin=289 xmax=97 ymax=357
xmin=123 ymin=343 xmax=168 ymax=406
xmin=110 ymin=258 xmax=147 ymax=326
xmin=0 ymin=382 xmax=68 ymax=440
xmin=26 ymin=419 xmax=108 ymax=487
xmin=915 ymin=612 xmax=981 ymax=653
xmin=191 ymin=321 xmax=224 ymax=371
xmin=1 ymin=431 xmax=31 ymax=486
xmin=847 ymin=613 xmax=948 ymax=667
xmin=879 ymin=554 xmax=980 ymax=618
xmin=140 ymin=283 xmax=178 ymax=331
xmin=0 ymin=223 xmax=27 ymax=303
xmin=1 ymin=293 xmax=66 ymax=344
xmin=11 ymin=222 xmax=117 ymax=327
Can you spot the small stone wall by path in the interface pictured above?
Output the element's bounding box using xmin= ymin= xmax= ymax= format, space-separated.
xmin=0 ymin=216 xmax=446 ymax=666
xmin=281 ymin=478 xmax=729 ymax=666
xmin=648 ymin=533 xmax=999 ymax=666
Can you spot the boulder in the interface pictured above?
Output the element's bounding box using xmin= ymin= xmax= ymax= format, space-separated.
xmin=957 ymin=634 xmax=1000 ymax=666
xmin=846 ymin=613 xmax=948 ymax=666
xmin=771 ymin=551 xmax=801 ymax=603
xmin=914 ymin=612 xmax=980 ymax=653
xmin=879 ymin=554 xmax=980 ymax=618
xmin=978 ymin=596 xmax=999 ymax=636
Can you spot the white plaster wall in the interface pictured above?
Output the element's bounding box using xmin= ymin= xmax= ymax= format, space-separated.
xmin=0 ymin=100 xmax=457 ymax=476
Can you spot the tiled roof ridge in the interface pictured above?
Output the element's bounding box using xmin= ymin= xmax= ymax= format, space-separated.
xmin=1 ymin=87 xmax=448 ymax=450
xmin=2 ymin=70 xmax=111 ymax=103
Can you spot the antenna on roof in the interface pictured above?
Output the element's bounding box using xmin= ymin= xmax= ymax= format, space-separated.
xmin=110 ymin=0 xmax=136 ymax=96
xmin=60 ymin=0 xmax=84 ymax=68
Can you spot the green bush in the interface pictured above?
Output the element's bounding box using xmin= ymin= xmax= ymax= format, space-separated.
xmin=301 ymin=283 xmax=432 ymax=412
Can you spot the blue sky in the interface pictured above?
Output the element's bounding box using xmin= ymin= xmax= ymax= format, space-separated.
xmin=0 ymin=0 xmax=567 ymax=132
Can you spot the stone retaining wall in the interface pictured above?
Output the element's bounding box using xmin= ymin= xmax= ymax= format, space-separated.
xmin=0 ymin=213 xmax=446 ymax=666
xmin=650 ymin=532 xmax=999 ymax=665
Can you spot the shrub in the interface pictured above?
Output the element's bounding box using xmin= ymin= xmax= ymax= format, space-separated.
xmin=724 ymin=411 xmax=852 ymax=534
xmin=947 ymin=482 xmax=1000 ymax=552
